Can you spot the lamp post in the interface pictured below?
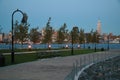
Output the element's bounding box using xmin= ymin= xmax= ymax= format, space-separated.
xmin=71 ymin=31 xmax=73 ymax=55
xmin=107 ymin=34 xmax=110 ymax=50
xmin=94 ymin=34 xmax=97 ymax=52
xmin=84 ymin=35 xmax=86 ymax=49
xmin=11 ymin=9 xmax=27 ymax=63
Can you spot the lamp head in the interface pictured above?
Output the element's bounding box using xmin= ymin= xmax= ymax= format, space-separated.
xmin=21 ymin=13 xmax=28 ymax=24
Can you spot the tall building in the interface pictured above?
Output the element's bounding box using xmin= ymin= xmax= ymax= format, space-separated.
xmin=97 ymin=20 xmax=101 ymax=35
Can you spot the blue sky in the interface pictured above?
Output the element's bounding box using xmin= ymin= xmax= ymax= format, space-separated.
xmin=0 ymin=0 xmax=120 ymax=35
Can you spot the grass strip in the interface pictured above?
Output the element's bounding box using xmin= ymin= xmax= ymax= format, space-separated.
xmin=2 ymin=49 xmax=101 ymax=66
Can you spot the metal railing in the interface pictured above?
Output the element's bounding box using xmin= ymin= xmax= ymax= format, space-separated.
xmin=64 ymin=51 xmax=120 ymax=80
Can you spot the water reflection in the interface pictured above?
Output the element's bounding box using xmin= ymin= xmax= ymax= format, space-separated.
xmin=0 ymin=43 xmax=120 ymax=50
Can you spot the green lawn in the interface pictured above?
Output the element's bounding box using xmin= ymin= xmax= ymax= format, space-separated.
xmin=4 ymin=53 xmax=37 ymax=66
xmin=2 ymin=49 xmax=102 ymax=66
xmin=0 ymin=48 xmax=43 ymax=53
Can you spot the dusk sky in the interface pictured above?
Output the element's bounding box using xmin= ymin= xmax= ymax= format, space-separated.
xmin=0 ymin=0 xmax=120 ymax=35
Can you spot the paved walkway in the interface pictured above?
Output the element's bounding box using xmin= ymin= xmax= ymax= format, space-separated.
xmin=0 ymin=49 xmax=120 ymax=80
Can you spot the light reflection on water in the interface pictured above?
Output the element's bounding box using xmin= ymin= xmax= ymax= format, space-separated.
xmin=0 ymin=43 xmax=120 ymax=50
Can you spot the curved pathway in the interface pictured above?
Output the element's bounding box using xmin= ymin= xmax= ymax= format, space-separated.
xmin=0 ymin=49 xmax=120 ymax=80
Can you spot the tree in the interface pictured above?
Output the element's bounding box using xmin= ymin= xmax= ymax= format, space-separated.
xmin=91 ymin=30 xmax=100 ymax=43
xmin=86 ymin=29 xmax=93 ymax=43
xmin=92 ymin=31 xmax=97 ymax=43
xmin=29 ymin=27 xmax=40 ymax=43
xmin=118 ymin=35 xmax=120 ymax=44
xmin=94 ymin=31 xmax=100 ymax=43
xmin=90 ymin=29 xmax=94 ymax=43
xmin=57 ymin=23 xmax=68 ymax=43
xmin=14 ymin=20 xmax=19 ymax=42
xmin=42 ymin=17 xmax=53 ymax=44
xmin=79 ymin=28 xmax=85 ymax=44
xmin=71 ymin=26 xmax=79 ymax=44
xmin=14 ymin=20 xmax=29 ymax=44
xmin=0 ymin=25 xmax=3 ymax=34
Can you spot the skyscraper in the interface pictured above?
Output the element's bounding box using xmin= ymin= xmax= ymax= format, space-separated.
xmin=97 ymin=20 xmax=101 ymax=35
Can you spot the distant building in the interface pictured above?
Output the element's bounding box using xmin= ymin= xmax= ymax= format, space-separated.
xmin=52 ymin=31 xmax=58 ymax=43
xmin=97 ymin=20 xmax=101 ymax=35
xmin=0 ymin=34 xmax=3 ymax=43
xmin=41 ymin=28 xmax=58 ymax=43
xmin=110 ymin=38 xmax=120 ymax=44
xmin=40 ymin=28 xmax=45 ymax=42
xmin=0 ymin=33 xmax=10 ymax=43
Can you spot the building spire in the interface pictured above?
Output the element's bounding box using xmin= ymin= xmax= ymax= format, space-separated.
xmin=97 ymin=19 xmax=101 ymax=35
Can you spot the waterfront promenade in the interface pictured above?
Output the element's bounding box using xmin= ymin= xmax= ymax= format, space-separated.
xmin=0 ymin=49 xmax=120 ymax=80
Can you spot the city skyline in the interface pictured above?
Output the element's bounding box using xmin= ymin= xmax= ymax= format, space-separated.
xmin=0 ymin=0 xmax=120 ymax=35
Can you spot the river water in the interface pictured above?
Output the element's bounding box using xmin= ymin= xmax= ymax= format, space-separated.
xmin=0 ymin=43 xmax=120 ymax=50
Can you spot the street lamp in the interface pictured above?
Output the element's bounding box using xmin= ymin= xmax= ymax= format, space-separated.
xmin=94 ymin=32 xmax=99 ymax=52
xmin=11 ymin=9 xmax=27 ymax=63
xmin=107 ymin=34 xmax=110 ymax=50
xmin=95 ymin=34 xmax=97 ymax=52
xmin=71 ymin=30 xmax=74 ymax=55
xmin=84 ymin=35 xmax=86 ymax=49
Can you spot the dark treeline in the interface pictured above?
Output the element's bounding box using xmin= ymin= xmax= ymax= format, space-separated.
xmin=0 ymin=16 xmax=100 ymax=44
